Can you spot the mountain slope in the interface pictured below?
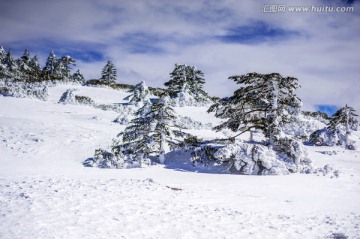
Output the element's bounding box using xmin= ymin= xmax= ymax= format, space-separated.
xmin=0 ymin=84 xmax=359 ymax=239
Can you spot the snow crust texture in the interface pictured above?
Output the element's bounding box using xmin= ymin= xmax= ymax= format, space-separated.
xmin=1 ymin=177 xmax=359 ymax=239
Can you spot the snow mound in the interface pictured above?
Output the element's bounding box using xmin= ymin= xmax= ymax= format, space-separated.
xmin=213 ymin=142 xmax=312 ymax=175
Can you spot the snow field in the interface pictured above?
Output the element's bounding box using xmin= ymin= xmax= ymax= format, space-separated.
xmin=1 ymin=84 xmax=360 ymax=238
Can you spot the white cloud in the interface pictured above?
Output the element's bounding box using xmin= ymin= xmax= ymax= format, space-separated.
xmin=1 ymin=0 xmax=360 ymax=114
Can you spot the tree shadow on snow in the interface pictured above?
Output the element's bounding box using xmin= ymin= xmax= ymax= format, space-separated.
xmin=161 ymin=150 xmax=227 ymax=174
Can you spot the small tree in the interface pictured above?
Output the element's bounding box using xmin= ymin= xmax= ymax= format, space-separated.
xmin=43 ymin=50 xmax=57 ymax=76
xmin=327 ymin=105 xmax=358 ymax=147
xmin=123 ymin=80 xmax=151 ymax=106
xmin=0 ymin=46 xmax=5 ymax=61
xmin=100 ymin=60 xmax=117 ymax=84
xmin=71 ymin=69 xmax=85 ymax=84
xmin=3 ymin=49 xmax=17 ymax=72
xmin=19 ymin=49 xmax=31 ymax=71
xmin=58 ymin=55 xmax=76 ymax=79
xmin=28 ymin=55 xmax=41 ymax=79
xmin=114 ymin=97 xmax=182 ymax=164
xmin=164 ymin=64 xmax=210 ymax=105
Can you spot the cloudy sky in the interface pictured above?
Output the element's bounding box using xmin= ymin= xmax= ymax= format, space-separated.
xmin=1 ymin=0 xmax=359 ymax=115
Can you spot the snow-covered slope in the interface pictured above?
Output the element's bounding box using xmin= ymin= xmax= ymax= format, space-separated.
xmin=1 ymin=84 xmax=360 ymax=239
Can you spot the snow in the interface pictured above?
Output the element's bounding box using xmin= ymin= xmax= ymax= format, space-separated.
xmin=1 ymin=84 xmax=360 ymax=238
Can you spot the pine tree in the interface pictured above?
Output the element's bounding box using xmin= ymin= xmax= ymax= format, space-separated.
xmin=327 ymin=105 xmax=358 ymax=147
xmin=58 ymin=55 xmax=76 ymax=79
xmin=43 ymin=50 xmax=57 ymax=76
xmin=72 ymin=69 xmax=85 ymax=84
xmin=28 ymin=55 xmax=41 ymax=78
xmin=115 ymin=97 xmax=182 ymax=164
xmin=0 ymin=46 xmax=5 ymax=61
xmin=100 ymin=60 xmax=117 ymax=84
xmin=124 ymin=80 xmax=150 ymax=106
xmin=164 ymin=64 xmax=210 ymax=105
xmin=0 ymin=46 xmax=6 ymax=74
xmin=208 ymin=72 xmax=302 ymax=147
xmin=3 ymin=49 xmax=17 ymax=72
xmin=20 ymin=49 xmax=30 ymax=66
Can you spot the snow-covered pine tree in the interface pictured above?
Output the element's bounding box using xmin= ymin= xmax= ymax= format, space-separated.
xmin=100 ymin=60 xmax=117 ymax=84
xmin=209 ymin=72 xmax=301 ymax=145
xmin=208 ymin=72 xmax=304 ymax=164
xmin=43 ymin=50 xmax=58 ymax=77
xmin=0 ymin=46 xmax=6 ymax=75
xmin=123 ymin=80 xmax=150 ymax=106
xmin=0 ymin=46 xmax=5 ymax=61
xmin=115 ymin=102 xmax=153 ymax=165
xmin=327 ymin=105 xmax=358 ymax=131
xmin=327 ymin=105 xmax=358 ymax=148
xmin=58 ymin=55 xmax=76 ymax=79
xmin=115 ymin=96 xmax=182 ymax=165
xmin=164 ymin=64 xmax=210 ymax=106
xmin=28 ymin=55 xmax=41 ymax=79
xmin=150 ymin=97 xmax=182 ymax=163
xmin=19 ymin=49 xmax=30 ymax=70
xmin=3 ymin=49 xmax=17 ymax=72
xmin=71 ymin=69 xmax=85 ymax=84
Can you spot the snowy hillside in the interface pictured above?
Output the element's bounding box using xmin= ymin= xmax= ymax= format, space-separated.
xmin=1 ymin=84 xmax=360 ymax=239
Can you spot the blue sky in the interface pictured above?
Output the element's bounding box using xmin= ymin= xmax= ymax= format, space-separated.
xmin=0 ymin=0 xmax=359 ymax=115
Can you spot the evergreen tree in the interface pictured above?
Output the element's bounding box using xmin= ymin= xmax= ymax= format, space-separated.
xmin=164 ymin=64 xmax=210 ymax=104
xmin=20 ymin=49 xmax=30 ymax=66
xmin=100 ymin=60 xmax=117 ymax=84
xmin=0 ymin=46 xmax=5 ymax=61
xmin=58 ymin=55 xmax=76 ymax=79
xmin=3 ymin=49 xmax=17 ymax=72
xmin=43 ymin=50 xmax=57 ymax=76
xmin=72 ymin=69 xmax=85 ymax=84
xmin=208 ymin=72 xmax=302 ymax=147
xmin=124 ymin=80 xmax=151 ymax=106
xmin=28 ymin=55 xmax=41 ymax=78
xmin=327 ymin=105 xmax=358 ymax=147
xmin=0 ymin=46 xmax=6 ymax=73
xmin=115 ymin=97 xmax=182 ymax=164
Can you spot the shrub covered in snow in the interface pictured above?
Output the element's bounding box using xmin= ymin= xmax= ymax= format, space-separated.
xmin=83 ymin=148 xmax=151 ymax=169
xmin=75 ymin=95 xmax=95 ymax=105
xmin=212 ymin=142 xmax=312 ymax=175
xmin=309 ymin=127 xmax=357 ymax=149
xmin=0 ymin=80 xmax=48 ymax=100
xmin=58 ymin=89 xmax=77 ymax=104
xmin=58 ymin=88 xmax=95 ymax=106
xmin=123 ymin=80 xmax=151 ymax=107
xmin=313 ymin=164 xmax=341 ymax=178
xmin=309 ymin=128 xmax=340 ymax=146
xmin=176 ymin=116 xmax=213 ymax=130
xmin=275 ymin=137 xmax=309 ymax=165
